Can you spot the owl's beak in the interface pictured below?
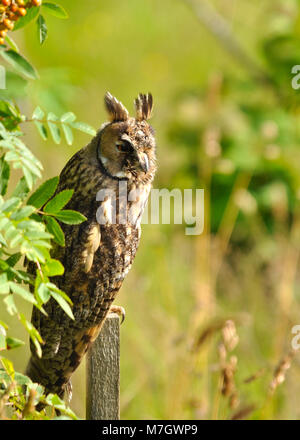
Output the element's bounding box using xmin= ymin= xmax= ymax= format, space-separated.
xmin=137 ymin=152 xmax=149 ymax=173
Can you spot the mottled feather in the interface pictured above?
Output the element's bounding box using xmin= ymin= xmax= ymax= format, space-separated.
xmin=25 ymin=93 xmax=156 ymax=398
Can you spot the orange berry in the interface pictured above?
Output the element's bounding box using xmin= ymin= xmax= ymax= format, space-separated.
xmin=3 ymin=18 xmax=14 ymax=29
xmin=11 ymin=3 xmax=18 ymax=12
xmin=0 ymin=37 xmax=5 ymax=45
xmin=32 ymin=0 xmax=41 ymax=5
xmin=1 ymin=0 xmax=11 ymax=6
xmin=16 ymin=0 xmax=25 ymax=6
xmin=0 ymin=29 xmax=6 ymax=37
xmin=17 ymin=6 xmax=26 ymax=15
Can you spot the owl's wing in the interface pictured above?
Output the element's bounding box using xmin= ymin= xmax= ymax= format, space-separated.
xmin=27 ymin=219 xmax=102 ymax=362
xmin=27 ymin=146 xmax=103 ymax=358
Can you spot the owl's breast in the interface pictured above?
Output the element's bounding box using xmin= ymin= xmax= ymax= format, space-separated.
xmin=93 ymin=223 xmax=140 ymax=287
xmin=54 ymin=172 xmax=151 ymax=326
xmin=90 ymin=182 xmax=151 ymax=290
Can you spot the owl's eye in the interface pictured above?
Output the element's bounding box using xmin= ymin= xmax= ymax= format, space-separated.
xmin=116 ymin=140 xmax=133 ymax=153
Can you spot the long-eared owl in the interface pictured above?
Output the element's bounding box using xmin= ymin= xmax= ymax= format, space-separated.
xmin=26 ymin=92 xmax=156 ymax=398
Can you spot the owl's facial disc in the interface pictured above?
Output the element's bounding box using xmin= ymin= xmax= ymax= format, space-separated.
xmin=116 ymin=134 xmax=150 ymax=174
xmin=98 ymin=121 xmax=154 ymax=180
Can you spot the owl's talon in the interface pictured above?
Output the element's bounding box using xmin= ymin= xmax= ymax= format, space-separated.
xmin=109 ymin=305 xmax=125 ymax=324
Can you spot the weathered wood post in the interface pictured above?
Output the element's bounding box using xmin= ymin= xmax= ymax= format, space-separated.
xmin=86 ymin=313 xmax=120 ymax=420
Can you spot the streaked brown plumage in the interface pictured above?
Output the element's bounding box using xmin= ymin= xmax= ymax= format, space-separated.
xmin=26 ymin=92 xmax=156 ymax=398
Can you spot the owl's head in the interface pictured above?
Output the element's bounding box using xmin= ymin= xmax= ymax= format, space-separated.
xmin=97 ymin=92 xmax=156 ymax=182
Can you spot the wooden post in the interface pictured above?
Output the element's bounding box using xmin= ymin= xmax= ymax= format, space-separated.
xmin=86 ymin=313 xmax=120 ymax=420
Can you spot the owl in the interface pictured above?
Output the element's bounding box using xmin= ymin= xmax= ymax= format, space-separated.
xmin=25 ymin=92 xmax=156 ymax=399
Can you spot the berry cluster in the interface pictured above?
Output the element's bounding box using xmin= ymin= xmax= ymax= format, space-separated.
xmin=0 ymin=0 xmax=41 ymax=45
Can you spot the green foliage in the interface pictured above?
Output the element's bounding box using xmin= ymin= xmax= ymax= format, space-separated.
xmin=0 ymin=49 xmax=38 ymax=80
xmin=13 ymin=6 xmax=40 ymax=32
xmin=37 ymin=15 xmax=48 ymax=45
xmin=42 ymin=3 xmax=69 ymax=19
xmin=0 ymin=356 xmax=78 ymax=419
xmin=27 ymin=176 xmax=59 ymax=208
xmin=1 ymin=0 xmax=299 ymax=421
xmin=45 ymin=216 xmax=64 ymax=246
xmin=31 ymin=106 xmax=96 ymax=144
xmin=44 ymin=190 xmax=73 ymax=213
xmin=0 ymin=3 xmax=95 ymax=420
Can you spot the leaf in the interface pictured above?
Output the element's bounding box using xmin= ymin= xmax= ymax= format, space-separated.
xmin=1 ymin=357 xmax=14 ymax=380
xmin=44 ymin=259 xmax=64 ymax=276
xmin=60 ymin=112 xmax=76 ymax=123
xmin=47 ymin=283 xmax=72 ymax=304
xmin=5 ymin=224 xmax=18 ymax=241
xmin=32 ymin=106 xmax=44 ymax=120
xmin=9 ymin=234 xmax=22 ymax=250
xmin=15 ymin=372 xmax=32 ymax=387
xmin=0 ymin=100 xmax=20 ymax=119
xmin=37 ymin=14 xmax=48 ymax=45
xmin=44 ymin=189 xmax=73 ymax=213
xmin=1 ymin=197 xmax=20 ymax=213
xmin=46 ymin=393 xmax=78 ymax=419
xmin=19 ymin=314 xmax=43 ymax=358
xmin=0 ymin=282 xmax=10 ymax=294
xmin=9 ymin=282 xmax=37 ymax=305
xmin=3 ymin=295 xmax=18 ymax=315
xmin=21 ymin=157 xmax=42 ymax=178
xmin=0 ymin=156 xmax=10 ymax=196
xmin=13 ymin=5 xmax=40 ymax=31
xmin=34 ymin=120 xmax=48 ymax=140
xmin=47 ymin=112 xmax=61 ymax=144
xmin=4 ymin=35 xmax=19 ymax=52
xmin=46 ymin=216 xmax=65 ymax=246
xmin=42 ymin=2 xmax=69 ymax=19
xmin=36 ymin=282 xmax=51 ymax=304
xmin=27 ymin=176 xmax=59 ymax=209
xmin=5 ymin=151 xmax=19 ymax=162
xmin=61 ymin=123 xmax=73 ymax=145
xmin=12 ymin=177 xmax=30 ymax=199
xmin=0 ymin=322 xmax=6 ymax=335
xmin=6 ymin=336 xmax=24 ymax=350
xmin=0 ymin=49 xmax=38 ymax=80
xmin=24 ymin=243 xmax=50 ymax=263
xmin=0 ymin=334 xmax=6 ymax=351
xmin=0 ymin=217 xmax=10 ymax=230
xmin=22 ymin=166 xmax=34 ymax=190
xmin=0 ymin=320 xmax=8 ymax=330
xmin=10 ymin=205 xmax=36 ymax=221
xmin=7 ymin=267 xmax=31 ymax=284
xmin=0 ymin=233 xmax=7 ymax=246
xmin=70 ymin=121 xmax=96 ymax=136
xmin=53 ymin=210 xmax=87 ymax=225
xmin=0 ymin=273 xmax=9 ymax=295
xmin=49 ymin=290 xmax=74 ymax=320
xmin=24 ymin=230 xmax=52 ymax=240
xmin=5 ymin=252 xmax=22 ymax=267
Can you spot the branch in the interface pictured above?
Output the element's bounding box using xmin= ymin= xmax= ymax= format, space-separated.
xmin=181 ymin=0 xmax=272 ymax=85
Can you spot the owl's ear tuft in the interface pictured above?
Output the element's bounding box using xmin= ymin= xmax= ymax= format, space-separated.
xmin=134 ymin=93 xmax=153 ymax=121
xmin=104 ymin=92 xmax=129 ymax=122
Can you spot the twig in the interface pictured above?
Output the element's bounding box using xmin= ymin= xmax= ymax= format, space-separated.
xmin=181 ymin=0 xmax=272 ymax=85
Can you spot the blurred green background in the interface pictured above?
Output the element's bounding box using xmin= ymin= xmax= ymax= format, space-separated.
xmin=2 ymin=0 xmax=300 ymax=419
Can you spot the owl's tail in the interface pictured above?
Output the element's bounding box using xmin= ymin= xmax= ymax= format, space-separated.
xmin=25 ymin=324 xmax=103 ymax=402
